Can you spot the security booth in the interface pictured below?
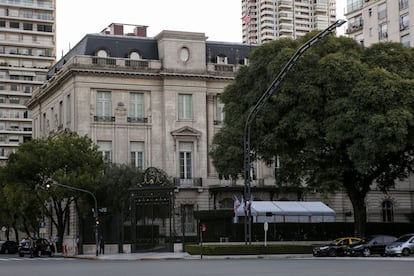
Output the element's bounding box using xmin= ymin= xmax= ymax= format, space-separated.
xmin=129 ymin=167 xmax=175 ymax=252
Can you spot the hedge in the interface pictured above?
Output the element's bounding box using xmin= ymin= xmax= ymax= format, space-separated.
xmin=185 ymin=243 xmax=315 ymax=255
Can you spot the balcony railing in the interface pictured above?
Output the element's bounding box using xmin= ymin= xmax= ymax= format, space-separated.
xmin=173 ymin=177 xmax=202 ymax=187
xmin=94 ymin=116 xmax=115 ymax=122
xmin=127 ymin=117 xmax=148 ymax=123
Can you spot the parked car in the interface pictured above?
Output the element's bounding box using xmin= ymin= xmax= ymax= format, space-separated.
xmin=345 ymin=235 xmax=397 ymax=257
xmin=18 ymin=238 xmax=54 ymax=257
xmin=385 ymin=233 xmax=414 ymax=256
xmin=313 ymin=237 xmax=362 ymax=257
xmin=0 ymin=240 xmax=18 ymax=254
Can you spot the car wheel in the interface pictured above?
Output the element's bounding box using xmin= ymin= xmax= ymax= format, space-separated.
xmin=328 ymin=249 xmax=337 ymax=257
xmin=19 ymin=252 xmax=24 ymax=257
xmin=4 ymin=249 xmax=9 ymax=254
xmin=362 ymin=248 xmax=371 ymax=257
xmin=402 ymin=248 xmax=410 ymax=256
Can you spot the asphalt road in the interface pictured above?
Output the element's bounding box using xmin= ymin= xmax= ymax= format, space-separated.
xmin=0 ymin=256 xmax=414 ymax=276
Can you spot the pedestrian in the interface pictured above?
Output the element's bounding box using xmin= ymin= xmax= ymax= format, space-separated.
xmin=99 ymin=235 xmax=104 ymax=254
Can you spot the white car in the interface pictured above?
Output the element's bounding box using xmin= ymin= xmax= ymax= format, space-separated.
xmin=384 ymin=233 xmax=414 ymax=256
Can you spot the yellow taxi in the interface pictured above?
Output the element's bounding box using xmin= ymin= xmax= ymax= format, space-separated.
xmin=313 ymin=237 xmax=363 ymax=257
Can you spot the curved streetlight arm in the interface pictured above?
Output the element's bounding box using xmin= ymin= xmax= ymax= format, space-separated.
xmin=243 ymin=19 xmax=346 ymax=244
xmin=45 ymin=180 xmax=100 ymax=257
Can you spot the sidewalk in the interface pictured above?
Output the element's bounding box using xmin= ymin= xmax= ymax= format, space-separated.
xmin=69 ymin=252 xmax=313 ymax=261
xmin=68 ymin=252 xmax=414 ymax=261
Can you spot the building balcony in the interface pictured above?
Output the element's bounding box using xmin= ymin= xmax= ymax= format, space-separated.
xmin=93 ymin=116 xmax=115 ymax=122
xmin=127 ymin=117 xmax=148 ymax=123
xmin=173 ymin=177 xmax=202 ymax=188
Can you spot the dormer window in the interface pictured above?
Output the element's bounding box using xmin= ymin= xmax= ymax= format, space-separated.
xmin=217 ymin=55 xmax=228 ymax=65
xmin=129 ymin=51 xmax=141 ymax=60
xmin=96 ymin=49 xmax=108 ymax=58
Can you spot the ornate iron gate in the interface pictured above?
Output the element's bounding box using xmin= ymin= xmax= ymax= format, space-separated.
xmin=129 ymin=167 xmax=175 ymax=252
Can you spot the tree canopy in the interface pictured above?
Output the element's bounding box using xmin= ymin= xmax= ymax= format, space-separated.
xmin=0 ymin=133 xmax=105 ymax=242
xmin=210 ymin=34 xmax=414 ymax=237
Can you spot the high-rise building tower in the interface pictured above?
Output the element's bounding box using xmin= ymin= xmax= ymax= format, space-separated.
xmin=0 ymin=0 xmax=56 ymax=162
xmin=241 ymin=0 xmax=337 ymax=45
xmin=345 ymin=0 xmax=412 ymax=47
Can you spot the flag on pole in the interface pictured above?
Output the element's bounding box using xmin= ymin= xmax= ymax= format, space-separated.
xmin=233 ymin=195 xmax=241 ymax=214
xmin=241 ymin=8 xmax=251 ymax=24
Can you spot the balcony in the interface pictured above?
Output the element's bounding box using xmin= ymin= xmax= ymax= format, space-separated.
xmin=173 ymin=177 xmax=202 ymax=188
xmin=346 ymin=21 xmax=363 ymax=34
xmin=127 ymin=117 xmax=148 ymax=123
xmin=93 ymin=116 xmax=115 ymax=122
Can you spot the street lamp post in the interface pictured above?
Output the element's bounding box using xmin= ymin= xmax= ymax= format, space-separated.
xmin=243 ymin=19 xmax=346 ymax=244
xmin=44 ymin=180 xmax=100 ymax=256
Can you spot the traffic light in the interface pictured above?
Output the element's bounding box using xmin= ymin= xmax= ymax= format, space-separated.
xmin=95 ymin=219 xmax=100 ymax=225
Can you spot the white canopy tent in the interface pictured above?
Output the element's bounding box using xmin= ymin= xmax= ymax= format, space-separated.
xmin=235 ymin=201 xmax=335 ymax=223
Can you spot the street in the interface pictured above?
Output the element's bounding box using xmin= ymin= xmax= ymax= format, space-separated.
xmin=0 ymin=256 xmax=414 ymax=276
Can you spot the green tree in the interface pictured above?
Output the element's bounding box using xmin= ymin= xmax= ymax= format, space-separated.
xmin=97 ymin=164 xmax=144 ymax=214
xmin=211 ymin=34 xmax=414 ymax=237
xmin=1 ymin=133 xmax=105 ymax=245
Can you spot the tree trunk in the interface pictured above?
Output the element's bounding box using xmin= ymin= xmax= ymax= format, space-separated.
xmin=347 ymin=186 xmax=367 ymax=238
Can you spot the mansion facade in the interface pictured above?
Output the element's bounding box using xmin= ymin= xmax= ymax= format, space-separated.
xmin=27 ymin=24 xmax=414 ymax=250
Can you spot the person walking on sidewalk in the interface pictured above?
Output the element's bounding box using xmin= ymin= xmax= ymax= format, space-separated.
xmin=99 ymin=235 xmax=104 ymax=255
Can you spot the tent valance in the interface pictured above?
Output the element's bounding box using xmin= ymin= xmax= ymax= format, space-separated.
xmin=235 ymin=201 xmax=335 ymax=223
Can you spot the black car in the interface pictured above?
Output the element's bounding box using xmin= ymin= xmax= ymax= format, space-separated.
xmin=313 ymin=237 xmax=363 ymax=257
xmin=18 ymin=238 xmax=53 ymax=257
xmin=346 ymin=235 xmax=397 ymax=257
xmin=0 ymin=240 xmax=18 ymax=254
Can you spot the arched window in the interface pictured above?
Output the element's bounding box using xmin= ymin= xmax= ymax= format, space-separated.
xmin=96 ymin=49 xmax=108 ymax=58
xmin=129 ymin=51 xmax=141 ymax=60
xmin=382 ymin=200 xmax=394 ymax=223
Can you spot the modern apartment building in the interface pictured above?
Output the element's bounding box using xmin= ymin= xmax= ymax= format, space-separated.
xmin=0 ymin=0 xmax=56 ymax=163
xmin=345 ymin=0 xmax=412 ymax=47
xmin=241 ymin=0 xmax=337 ymax=44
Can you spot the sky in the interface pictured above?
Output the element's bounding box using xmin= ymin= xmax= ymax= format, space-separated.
xmin=56 ymin=0 xmax=347 ymax=59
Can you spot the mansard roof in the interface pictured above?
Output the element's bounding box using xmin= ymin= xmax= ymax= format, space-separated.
xmin=48 ymin=32 xmax=256 ymax=79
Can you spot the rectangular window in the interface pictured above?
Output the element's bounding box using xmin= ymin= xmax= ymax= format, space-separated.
xmin=178 ymin=94 xmax=192 ymax=120
xmin=9 ymin=97 xmax=20 ymax=104
xmin=129 ymin=93 xmax=144 ymax=121
xmin=401 ymin=34 xmax=410 ymax=47
xmin=379 ymin=23 xmax=388 ymax=40
xmin=180 ymin=152 xmax=192 ymax=179
xmin=23 ymin=23 xmax=33 ymax=30
xmin=96 ymin=91 xmax=112 ymax=119
xmin=10 ymin=22 xmax=20 ymax=29
xmin=179 ymin=142 xmax=193 ymax=179
xmin=215 ymin=96 xmax=224 ymax=125
xmin=400 ymin=0 xmax=409 ymax=10
xmin=400 ymin=14 xmax=409 ymax=30
xmin=98 ymin=141 xmax=112 ymax=163
xmin=377 ymin=3 xmax=387 ymax=20
xmin=66 ymin=94 xmax=71 ymax=124
xmin=37 ymin=24 xmax=52 ymax=32
xmin=58 ymin=101 xmax=63 ymax=128
xmin=130 ymin=141 xmax=144 ymax=170
xmin=181 ymin=205 xmax=194 ymax=233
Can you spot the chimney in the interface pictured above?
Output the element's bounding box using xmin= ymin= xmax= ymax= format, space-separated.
xmin=110 ymin=23 xmax=124 ymax=35
xmin=134 ymin=26 xmax=147 ymax=37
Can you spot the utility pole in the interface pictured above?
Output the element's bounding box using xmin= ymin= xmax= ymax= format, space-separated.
xmin=243 ymin=19 xmax=346 ymax=244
